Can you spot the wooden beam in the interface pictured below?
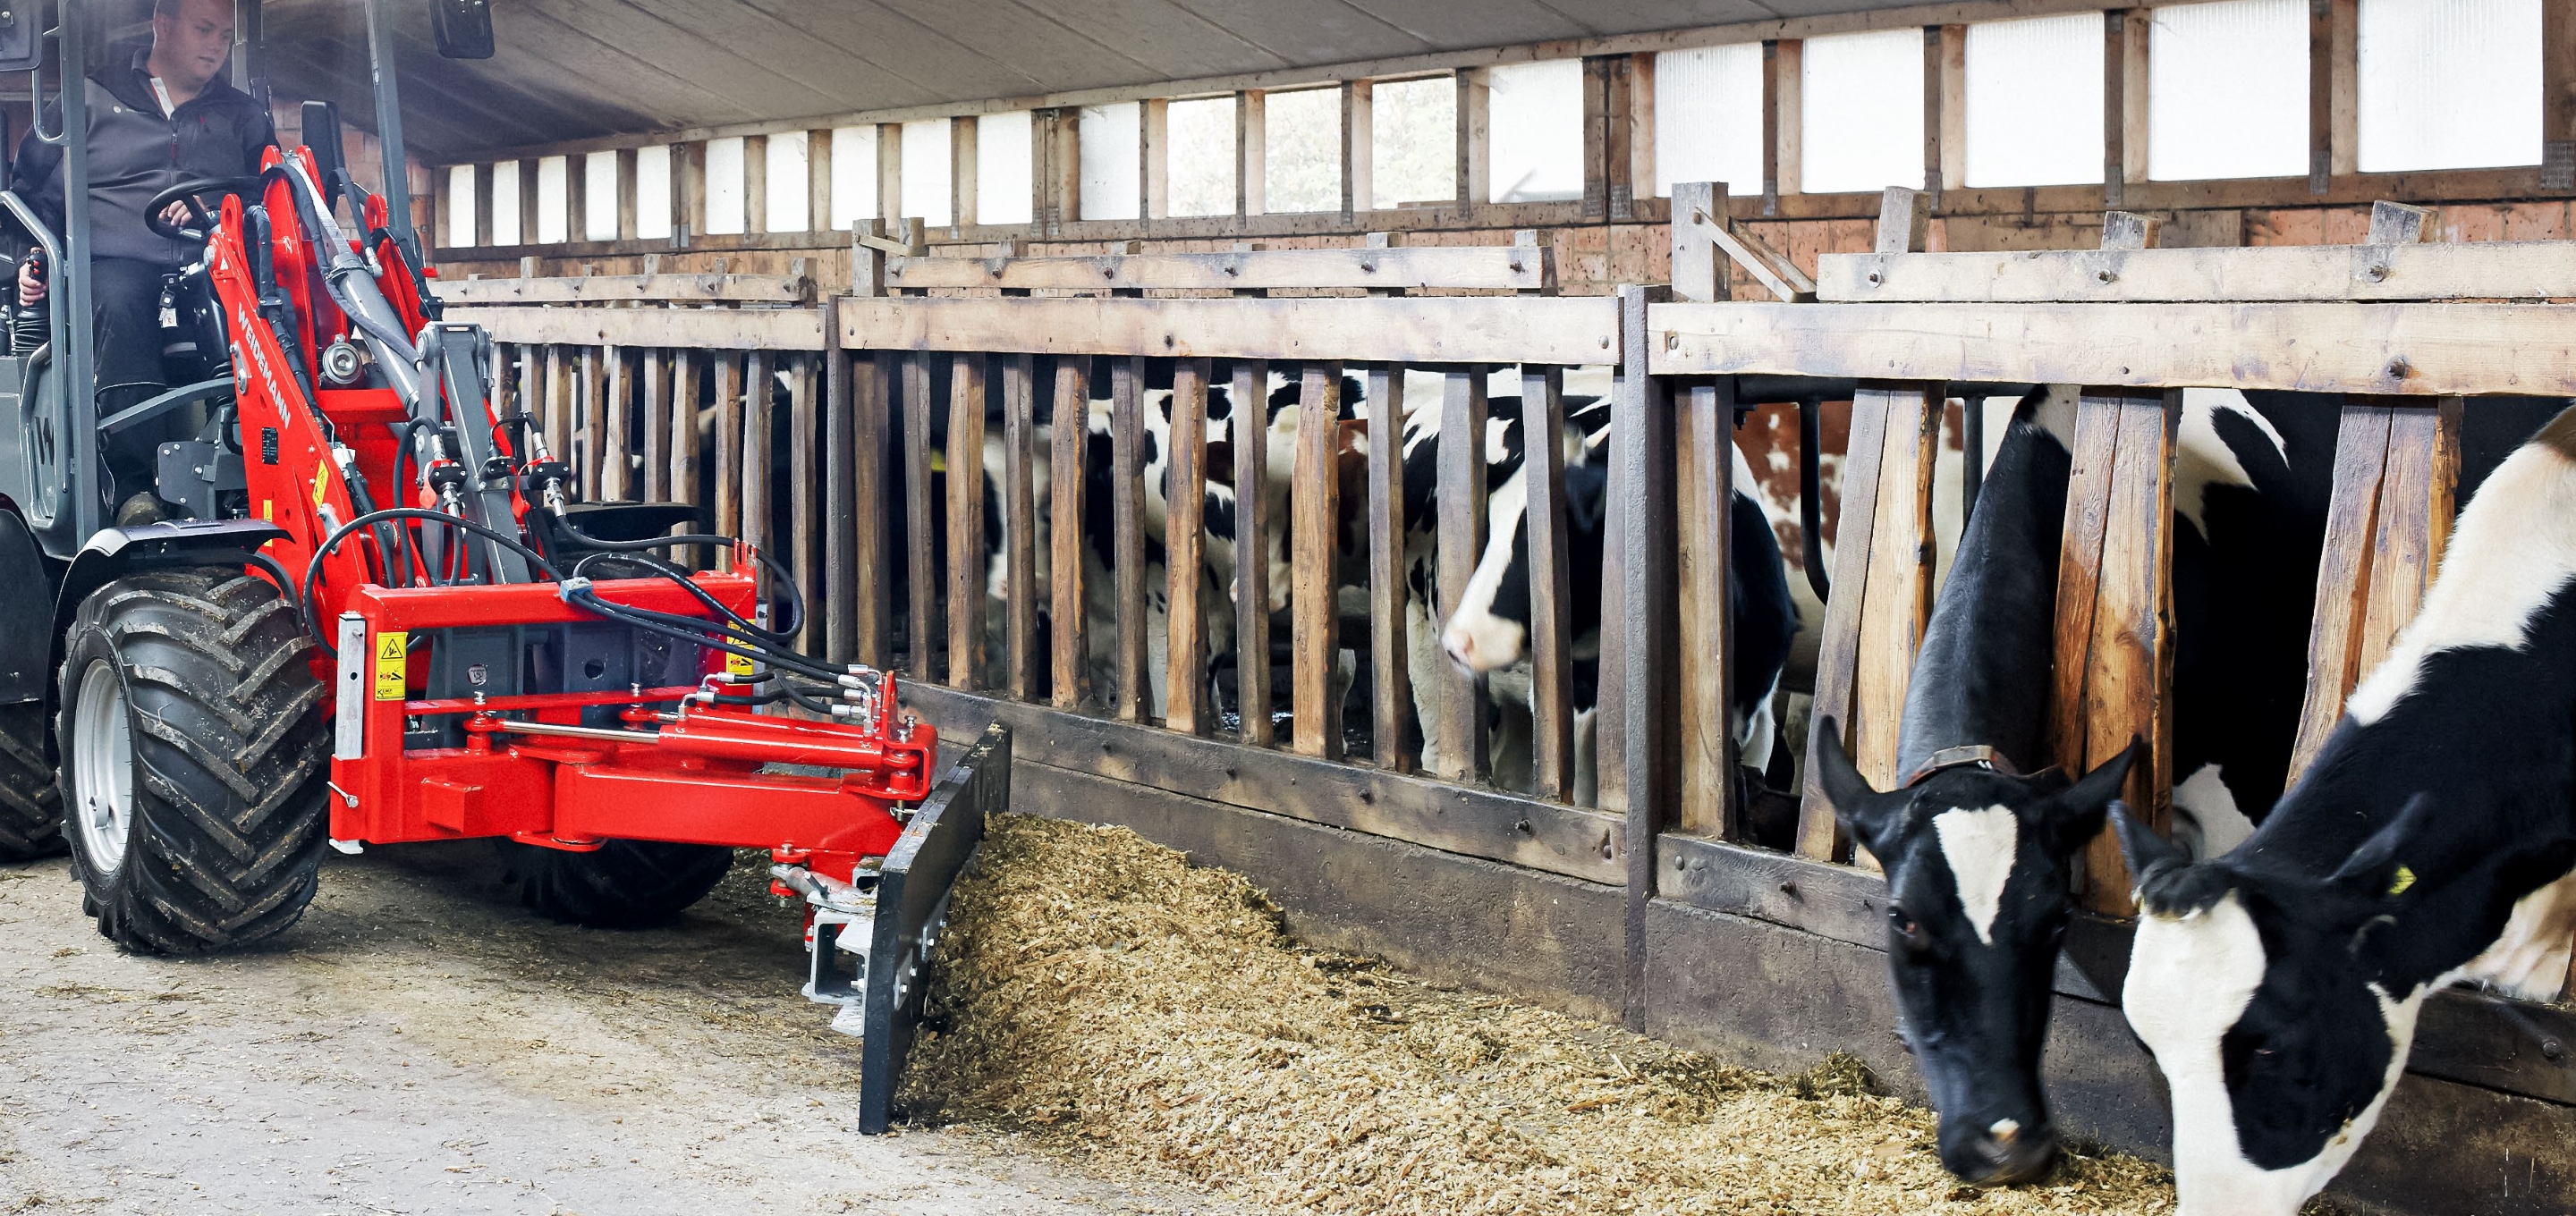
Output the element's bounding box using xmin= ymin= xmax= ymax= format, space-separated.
xmin=1765 ymin=39 xmax=1802 ymax=208
xmin=1002 ymin=354 xmax=1038 ymax=697
xmin=1110 ymin=358 xmax=1150 ymax=722
xmin=1669 ymin=181 xmax=1731 ymax=303
xmin=1165 ymin=358 xmax=1212 ymax=736
xmin=565 ymin=153 xmax=588 ymax=245
xmin=876 ymin=123 xmax=903 ymax=232
xmin=1431 ymin=368 xmax=1487 ymax=781
xmin=1676 ymin=380 xmax=1739 ymax=837
xmin=807 ymin=127 xmax=834 ymax=236
xmin=1290 ymin=362 xmax=1343 ymax=760
xmin=472 ymin=162 xmax=495 ymax=249
xmin=1049 ymin=359 xmax=1091 ymax=709
xmin=1456 ymin=68 xmax=1490 ymax=211
xmin=712 ymin=352 xmax=741 ymax=570
xmin=2052 ymin=391 xmax=2180 ymax=916
xmin=2550 ymin=0 xmax=2576 ymax=190
xmin=2106 ymin=9 xmax=2148 ymax=207
xmin=839 ymin=295 xmax=1616 ymax=366
xmin=1231 ymin=358 xmax=1274 ymax=747
xmin=1238 ymin=89 xmax=1267 ymax=218
xmin=880 ymin=245 xmax=1547 ymax=292
xmin=680 ymin=143 xmax=708 ymax=243
xmin=1815 ymin=237 xmax=2576 ymax=303
xmin=439 ymin=273 xmax=811 ymax=304
xmin=945 ymin=353 xmax=987 ymax=689
xmin=2328 ymin=0 xmax=2360 ymax=178
xmin=1363 ymin=363 xmax=1407 ymax=771
xmin=459 ymin=305 xmax=827 ymax=350
xmin=1610 ymin=284 xmax=1680 ymax=1029
xmin=1141 ymin=98 xmax=1170 ymax=222
xmin=2308 ymin=0 xmax=2333 ymax=193
xmin=1628 ymin=53 xmax=1657 ymax=212
xmin=1522 ymin=366 xmax=1575 ymax=799
xmin=1049 ymin=106 xmax=1081 ymax=235
xmin=1583 ymin=55 xmax=1614 ymax=221
xmin=901 ymin=354 xmax=937 ymax=678
xmin=1343 ymin=80 xmax=1372 ymax=219
xmin=2288 ymin=396 xmax=2462 ymax=779
xmin=746 ymin=136 xmax=772 ymax=236
xmin=948 ymin=117 xmax=977 ymax=232
xmin=822 ymin=319 xmax=856 ymax=662
xmin=518 ymin=157 xmax=541 ymax=249
xmin=614 ymin=148 xmax=639 ymax=241
xmin=1652 ymin=300 xmax=2576 ymax=395
xmin=1846 ymin=385 xmax=1944 ymax=866
xmin=1936 ymin=25 xmax=1965 ymax=193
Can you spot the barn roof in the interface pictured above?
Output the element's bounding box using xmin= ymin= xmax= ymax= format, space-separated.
xmin=259 ymin=0 xmax=1951 ymax=161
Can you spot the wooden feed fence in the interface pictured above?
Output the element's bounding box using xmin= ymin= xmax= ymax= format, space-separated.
xmin=439 ymin=207 xmax=2576 ymax=1211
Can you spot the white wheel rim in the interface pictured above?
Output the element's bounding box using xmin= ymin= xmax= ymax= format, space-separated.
xmin=70 ymin=659 xmax=133 ymax=874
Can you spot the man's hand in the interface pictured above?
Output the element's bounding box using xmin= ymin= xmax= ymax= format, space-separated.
xmin=160 ymin=198 xmax=194 ymax=227
xmin=16 ymin=259 xmax=42 ymax=307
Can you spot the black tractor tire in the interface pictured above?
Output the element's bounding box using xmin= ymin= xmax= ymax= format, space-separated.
xmin=56 ymin=570 xmax=329 ymax=953
xmin=499 ymin=839 xmax=736 ymax=929
xmin=0 ymin=704 xmax=64 ymax=860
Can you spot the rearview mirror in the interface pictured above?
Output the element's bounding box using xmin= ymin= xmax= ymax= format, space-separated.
xmin=0 ymin=4 xmax=42 ymax=75
xmin=430 ymin=0 xmax=495 ymax=60
xmin=301 ymin=100 xmax=347 ymax=212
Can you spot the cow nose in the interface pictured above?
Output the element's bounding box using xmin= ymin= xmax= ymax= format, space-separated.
xmin=1443 ymin=628 xmax=1477 ymax=668
xmin=1945 ymin=1119 xmax=2058 ymax=1186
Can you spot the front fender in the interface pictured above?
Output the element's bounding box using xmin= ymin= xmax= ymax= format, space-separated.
xmin=51 ymin=519 xmax=294 ymax=689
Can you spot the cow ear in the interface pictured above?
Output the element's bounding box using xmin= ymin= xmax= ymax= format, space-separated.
xmin=1562 ymin=465 xmax=1611 ymax=535
xmin=2113 ymin=804 xmax=2231 ymax=917
xmin=1815 ymin=719 xmax=1902 ymax=855
xmin=2063 ymin=737 xmax=2140 ymax=810
xmin=2038 ymin=738 xmax=2136 ymax=857
xmin=2325 ymin=792 xmax=2439 ymax=904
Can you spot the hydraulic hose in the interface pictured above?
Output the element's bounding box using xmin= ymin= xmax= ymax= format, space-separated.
xmin=301 ymin=508 xmax=564 ymax=654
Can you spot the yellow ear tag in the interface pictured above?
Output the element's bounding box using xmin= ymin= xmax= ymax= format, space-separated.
xmin=2387 ymin=865 xmax=2417 ymax=898
xmin=929 ymin=451 xmax=946 ymax=474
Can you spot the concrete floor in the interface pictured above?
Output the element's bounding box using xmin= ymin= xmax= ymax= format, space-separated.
xmin=0 ymin=841 xmax=1210 ymax=1216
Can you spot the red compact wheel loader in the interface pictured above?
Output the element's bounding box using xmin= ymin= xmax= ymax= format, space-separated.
xmin=0 ymin=0 xmax=996 ymax=1133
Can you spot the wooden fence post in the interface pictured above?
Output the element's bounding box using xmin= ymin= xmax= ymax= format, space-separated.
xmin=1612 ymin=284 xmax=1678 ymax=1031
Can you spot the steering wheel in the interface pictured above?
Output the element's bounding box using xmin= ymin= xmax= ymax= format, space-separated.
xmin=146 ymin=176 xmax=266 ymax=243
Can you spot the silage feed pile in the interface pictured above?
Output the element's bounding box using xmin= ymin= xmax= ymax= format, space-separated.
xmin=898 ymin=815 xmax=2180 ymax=1216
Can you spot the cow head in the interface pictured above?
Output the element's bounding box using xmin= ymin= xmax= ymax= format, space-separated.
xmin=2114 ymin=798 xmax=2443 ymax=1216
xmin=1815 ymin=720 xmax=2136 ymax=1186
xmin=1441 ymin=462 xmax=1610 ymax=672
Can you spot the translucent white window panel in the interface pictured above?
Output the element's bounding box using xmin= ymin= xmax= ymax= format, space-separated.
xmin=1166 ymin=97 xmax=1235 ymax=216
xmin=2358 ymin=0 xmax=2541 ymax=171
xmin=901 ymin=118 xmax=952 ymax=227
xmin=2149 ymin=0 xmax=2309 ymax=180
xmin=1265 ymin=87 xmax=1341 ymax=213
xmin=1655 ymin=43 xmax=1763 ymax=197
xmin=1801 ymin=30 xmax=1925 ymax=195
xmin=635 ymin=145 xmax=672 ymax=240
xmin=1964 ymin=13 xmax=2104 ymax=187
xmin=445 ymin=164 xmax=475 ymax=248
xmin=705 ymin=137 xmax=746 ymax=235
xmin=978 ymin=113 xmax=1033 ymax=226
xmin=534 ymin=155 xmax=570 ymax=244
xmin=1080 ymin=103 xmax=1140 ymax=220
xmin=490 ymin=160 xmax=521 ymax=246
xmin=1371 ymin=76 xmax=1453 ymax=208
xmin=1488 ymin=59 xmax=1583 ymax=202
xmin=830 ymin=126 xmax=875 ymax=229
xmin=583 ymin=150 xmax=618 ymax=241
xmin=767 ymin=131 xmax=809 ymax=232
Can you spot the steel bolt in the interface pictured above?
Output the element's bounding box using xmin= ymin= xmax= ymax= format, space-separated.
xmin=2545 ymin=1039 xmax=2566 ymax=1062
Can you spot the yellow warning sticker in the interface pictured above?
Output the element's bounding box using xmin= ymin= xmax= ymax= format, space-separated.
xmin=373 ymin=630 xmax=409 ymax=701
xmin=311 ymin=460 xmax=333 ymax=508
xmin=724 ymin=626 xmax=756 ymax=677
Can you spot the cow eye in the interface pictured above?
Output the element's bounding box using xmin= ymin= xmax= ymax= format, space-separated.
xmin=1887 ymin=906 xmax=1928 ymax=947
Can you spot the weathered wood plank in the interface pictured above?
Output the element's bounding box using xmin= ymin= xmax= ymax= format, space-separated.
xmin=791 ymin=352 xmax=820 ymax=654
xmin=2358 ymin=397 xmax=2462 ymax=677
xmin=1165 ymin=359 xmax=1213 ymax=736
xmin=853 ymin=351 xmax=894 ymax=668
xmin=742 ymin=351 xmax=774 ymax=562
xmin=945 ymin=353 xmax=988 ymax=691
xmin=1816 ymin=241 xmax=2576 ymax=303
xmin=2290 ymin=400 xmax=2387 ymax=781
xmin=1365 ymin=364 xmax=1410 ymax=771
xmin=2046 ymin=395 xmax=2122 ymax=774
xmin=1111 ymin=358 xmax=1149 ymax=722
xmin=901 ymin=353 xmax=939 ymax=679
xmin=824 ymin=336 xmax=858 ymax=664
xmin=544 ymin=345 xmax=572 ymax=485
xmin=839 ymin=296 xmax=1620 ymax=367
xmin=2065 ymin=391 xmax=2180 ymax=917
xmin=1231 ymin=360 xmax=1275 ymax=747
xmin=1521 ymin=366 xmax=1575 ymax=799
xmin=601 ymin=346 xmax=630 ymax=501
xmin=882 ymin=245 xmax=1549 ymax=292
xmin=712 ymin=352 xmax=742 ymax=571
xmin=641 ymin=348 xmax=670 ymax=502
xmin=1002 ymin=354 xmax=1039 ymax=699
xmin=672 ymin=350 xmax=700 ymax=564
xmin=1796 ymin=394 xmax=1889 ymax=862
xmin=1849 ymin=385 xmax=1943 ymax=814
xmin=1292 ymin=362 xmax=1345 ymax=760
xmin=463 ymin=305 xmax=828 ymax=350
xmin=1653 ymin=300 xmax=2576 ymax=396
xmin=1432 ymin=369 xmax=1488 ymax=781
xmin=1676 ymin=381 xmax=1737 ymax=838
xmin=1610 ymin=285 xmax=1681 ymax=1031
xmin=1049 ymin=359 xmax=1091 ymax=710
xmin=580 ymin=346 xmax=607 ymax=502
xmin=439 ymin=273 xmax=812 ymax=305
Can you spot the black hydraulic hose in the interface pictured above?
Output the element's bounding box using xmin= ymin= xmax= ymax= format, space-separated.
xmin=301 ymin=508 xmax=564 ymax=654
xmin=561 ymin=585 xmax=844 ymax=684
xmin=568 ymin=543 xmax=802 ymax=645
xmin=550 ymin=513 xmax=807 ymax=642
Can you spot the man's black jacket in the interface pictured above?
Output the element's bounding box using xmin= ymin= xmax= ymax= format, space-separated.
xmin=12 ymin=51 xmax=275 ymax=267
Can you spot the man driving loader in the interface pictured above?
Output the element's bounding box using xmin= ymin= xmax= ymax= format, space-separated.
xmin=11 ymin=0 xmax=274 ymax=523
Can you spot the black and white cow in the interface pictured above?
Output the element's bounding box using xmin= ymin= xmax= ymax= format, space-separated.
xmin=1812 ymin=385 xmax=2334 ymax=1186
xmin=2114 ymin=405 xmax=2576 ymax=1216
